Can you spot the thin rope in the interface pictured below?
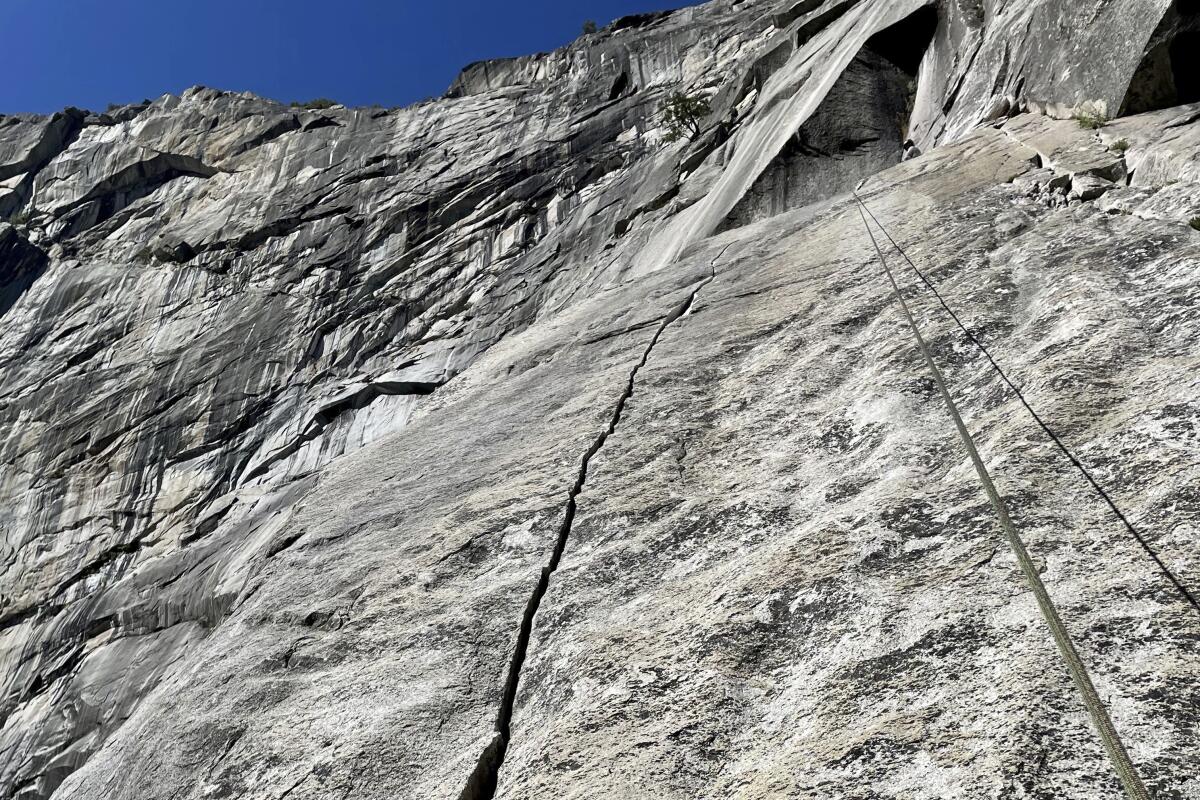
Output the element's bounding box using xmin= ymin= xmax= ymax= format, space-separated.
xmin=855 ymin=194 xmax=1200 ymax=616
xmin=855 ymin=202 xmax=1150 ymax=800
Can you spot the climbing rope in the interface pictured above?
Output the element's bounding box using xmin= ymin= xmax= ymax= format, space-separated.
xmin=854 ymin=200 xmax=1151 ymax=800
xmin=855 ymin=194 xmax=1200 ymax=616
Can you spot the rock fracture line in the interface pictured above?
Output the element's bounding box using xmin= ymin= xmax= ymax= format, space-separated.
xmin=458 ymin=255 xmax=723 ymax=800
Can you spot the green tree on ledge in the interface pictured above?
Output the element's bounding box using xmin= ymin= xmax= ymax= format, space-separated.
xmin=290 ymin=98 xmax=338 ymax=110
xmin=662 ymin=92 xmax=711 ymax=143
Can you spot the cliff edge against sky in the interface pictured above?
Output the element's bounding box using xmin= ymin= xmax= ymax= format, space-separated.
xmin=2 ymin=1 xmax=1200 ymax=797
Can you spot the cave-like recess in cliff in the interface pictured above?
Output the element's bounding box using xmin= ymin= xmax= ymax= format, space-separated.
xmin=1170 ymin=31 xmax=1200 ymax=104
xmin=1122 ymin=0 xmax=1200 ymax=113
xmin=718 ymin=4 xmax=939 ymax=232
xmin=863 ymin=5 xmax=939 ymax=77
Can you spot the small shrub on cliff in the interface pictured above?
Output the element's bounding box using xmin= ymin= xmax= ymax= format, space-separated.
xmin=661 ymin=92 xmax=711 ymax=143
xmin=1189 ymin=217 xmax=1200 ymax=231
xmin=1075 ymin=111 xmax=1108 ymax=130
xmin=581 ymin=20 xmax=598 ymax=35
xmin=1111 ymin=138 xmax=1130 ymax=153
xmin=290 ymin=98 xmax=338 ymax=110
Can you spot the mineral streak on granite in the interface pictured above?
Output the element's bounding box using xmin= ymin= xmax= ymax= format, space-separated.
xmin=1 ymin=1 xmax=1199 ymax=798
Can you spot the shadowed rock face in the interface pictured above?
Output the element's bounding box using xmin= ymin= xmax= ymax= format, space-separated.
xmin=718 ymin=45 xmax=918 ymax=231
xmin=0 ymin=225 xmax=49 ymax=318
xmin=1 ymin=1 xmax=1199 ymax=799
xmin=1121 ymin=0 xmax=1200 ymax=114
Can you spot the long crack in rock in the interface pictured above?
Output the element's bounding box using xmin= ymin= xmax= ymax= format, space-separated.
xmin=461 ymin=251 xmax=725 ymax=800
xmin=2 ymin=1 xmax=1200 ymax=798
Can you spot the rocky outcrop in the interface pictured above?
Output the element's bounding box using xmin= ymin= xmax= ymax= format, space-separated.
xmin=2 ymin=1 xmax=1199 ymax=799
xmin=0 ymin=224 xmax=48 ymax=317
xmin=0 ymin=110 xmax=86 ymax=218
xmin=718 ymin=44 xmax=921 ymax=230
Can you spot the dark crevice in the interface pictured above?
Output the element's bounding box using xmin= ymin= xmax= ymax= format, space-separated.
xmin=1169 ymin=31 xmax=1200 ymax=103
xmin=941 ymin=53 xmax=977 ymax=116
xmin=235 ymin=204 xmax=350 ymax=252
xmin=0 ymin=225 xmax=50 ymax=319
xmin=864 ymin=5 xmax=939 ymax=76
xmin=226 ymin=115 xmax=302 ymax=157
xmin=580 ymin=318 xmax=661 ymax=347
xmin=60 ymin=154 xmax=218 ymax=219
xmin=51 ymin=151 xmax=218 ymax=236
xmin=63 ymin=336 xmax=116 ymax=369
xmin=48 ymin=388 xmax=193 ymax=477
xmin=1121 ymin=0 xmax=1200 ymax=114
xmin=301 ymin=116 xmax=342 ymax=132
xmin=773 ymin=0 xmax=826 ymax=28
xmin=266 ymin=529 xmax=307 ymax=559
xmin=607 ymin=71 xmax=630 ymax=102
xmin=241 ymin=380 xmax=441 ymax=483
xmin=0 ymin=604 xmax=43 ymax=634
xmin=718 ymin=4 xmax=938 ymax=233
xmin=168 ymin=395 xmax=274 ymax=466
xmin=5 ymin=613 xmax=115 ymax=728
xmin=458 ymin=247 xmax=729 ymax=800
xmin=0 ymin=108 xmax=86 ymax=184
xmin=184 ymin=498 xmax=238 ymax=546
xmin=566 ymin=96 xmax=627 ymax=130
xmin=610 ymin=11 xmax=674 ymax=32
xmin=20 ymin=639 xmax=90 ymax=704
xmin=719 ymin=35 xmax=793 ymax=119
xmin=51 ymin=538 xmax=149 ymax=602
xmin=794 ymin=0 xmax=861 ymax=48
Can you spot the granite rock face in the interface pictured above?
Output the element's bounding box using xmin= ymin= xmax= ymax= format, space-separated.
xmin=2 ymin=1 xmax=1199 ymax=798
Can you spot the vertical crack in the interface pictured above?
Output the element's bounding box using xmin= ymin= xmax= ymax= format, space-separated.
xmin=458 ymin=248 xmax=728 ymax=800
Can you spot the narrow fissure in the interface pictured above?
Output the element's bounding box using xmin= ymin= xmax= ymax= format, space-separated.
xmin=240 ymin=380 xmax=441 ymax=484
xmin=458 ymin=262 xmax=721 ymax=800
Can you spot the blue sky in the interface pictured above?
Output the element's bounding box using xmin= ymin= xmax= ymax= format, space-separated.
xmin=4 ymin=0 xmax=699 ymax=114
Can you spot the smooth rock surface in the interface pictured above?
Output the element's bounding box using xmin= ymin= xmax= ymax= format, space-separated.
xmin=2 ymin=1 xmax=1199 ymax=798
